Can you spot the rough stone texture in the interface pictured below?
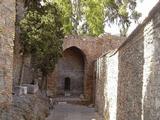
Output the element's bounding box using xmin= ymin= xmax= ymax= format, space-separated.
xmin=0 ymin=92 xmax=50 ymax=120
xmin=117 ymin=28 xmax=144 ymax=120
xmin=142 ymin=4 xmax=160 ymax=120
xmin=47 ymin=35 xmax=124 ymax=102
xmin=95 ymin=1 xmax=160 ymax=120
xmin=117 ymin=2 xmax=160 ymax=120
xmin=95 ymin=51 xmax=119 ymax=120
xmin=0 ymin=0 xmax=15 ymax=109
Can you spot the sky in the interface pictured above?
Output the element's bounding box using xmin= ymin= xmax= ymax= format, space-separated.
xmin=105 ymin=0 xmax=159 ymax=36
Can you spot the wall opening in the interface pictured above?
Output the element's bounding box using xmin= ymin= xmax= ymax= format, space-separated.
xmin=56 ymin=46 xmax=86 ymax=96
xmin=64 ymin=77 xmax=71 ymax=91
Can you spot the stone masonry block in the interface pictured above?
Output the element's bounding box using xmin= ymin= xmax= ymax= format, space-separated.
xmin=14 ymin=86 xmax=27 ymax=96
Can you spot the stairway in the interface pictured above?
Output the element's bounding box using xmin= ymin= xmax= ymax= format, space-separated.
xmin=51 ymin=95 xmax=89 ymax=106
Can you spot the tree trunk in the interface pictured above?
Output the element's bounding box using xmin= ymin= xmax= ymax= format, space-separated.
xmin=42 ymin=75 xmax=48 ymax=90
xmin=18 ymin=55 xmax=25 ymax=85
xmin=40 ymin=74 xmax=48 ymax=96
xmin=31 ymin=55 xmax=37 ymax=84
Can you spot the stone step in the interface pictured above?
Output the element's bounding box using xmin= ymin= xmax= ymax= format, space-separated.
xmin=51 ymin=97 xmax=89 ymax=106
xmin=53 ymin=97 xmax=87 ymax=102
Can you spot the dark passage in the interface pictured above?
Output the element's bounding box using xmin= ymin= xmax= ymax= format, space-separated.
xmin=64 ymin=77 xmax=71 ymax=91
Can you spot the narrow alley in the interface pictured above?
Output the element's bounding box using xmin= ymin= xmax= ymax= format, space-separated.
xmin=46 ymin=103 xmax=102 ymax=120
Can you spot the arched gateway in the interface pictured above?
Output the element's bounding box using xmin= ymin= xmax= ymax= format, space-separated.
xmin=47 ymin=35 xmax=123 ymax=102
xmin=57 ymin=46 xmax=85 ymax=96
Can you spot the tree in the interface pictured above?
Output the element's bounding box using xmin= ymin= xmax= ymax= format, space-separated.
xmin=19 ymin=1 xmax=64 ymax=86
xmin=104 ymin=0 xmax=141 ymax=36
xmin=50 ymin=0 xmax=141 ymax=36
xmin=19 ymin=0 xmax=141 ymax=85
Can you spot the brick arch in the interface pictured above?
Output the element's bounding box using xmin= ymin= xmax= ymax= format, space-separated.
xmin=47 ymin=45 xmax=91 ymax=99
xmin=47 ymin=35 xmax=123 ymax=102
xmin=58 ymin=46 xmax=86 ymax=96
xmin=63 ymin=46 xmax=87 ymax=62
xmin=62 ymin=46 xmax=90 ymax=98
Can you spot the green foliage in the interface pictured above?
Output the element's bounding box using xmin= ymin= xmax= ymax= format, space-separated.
xmin=52 ymin=0 xmax=105 ymax=36
xmin=53 ymin=0 xmax=73 ymax=35
xmin=82 ymin=0 xmax=105 ymax=36
xmin=20 ymin=2 xmax=64 ymax=76
xmin=49 ymin=0 xmax=141 ymax=36
xmin=104 ymin=0 xmax=141 ymax=36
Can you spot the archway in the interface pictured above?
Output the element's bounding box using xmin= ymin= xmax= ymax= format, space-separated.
xmin=57 ymin=46 xmax=85 ymax=96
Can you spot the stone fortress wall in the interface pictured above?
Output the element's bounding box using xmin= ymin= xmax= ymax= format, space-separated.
xmin=0 ymin=0 xmax=15 ymax=109
xmin=95 ymin=1 xmax=160 ymax=120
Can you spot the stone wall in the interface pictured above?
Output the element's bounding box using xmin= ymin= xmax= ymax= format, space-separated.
xmin=95 ymin=51 xmax=119 ymax=120
xmin=117 ymin=2 xmax=160 ymax=120
xmin=95 ymin=1 xmax=160 ymax=120
xmin=0 ymin=0 xmax=15 ymax=108
xmin=142 ymin=3 xmax=160 ymax=120
xmin=117 ymin=25 xmax=144 ymax=120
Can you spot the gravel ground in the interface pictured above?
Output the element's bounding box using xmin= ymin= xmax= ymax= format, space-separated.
xmin=46 ymin=103 xmax=102 ymax=120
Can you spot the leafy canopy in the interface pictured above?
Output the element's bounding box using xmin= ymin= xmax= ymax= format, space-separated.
xmin=20 ymin=1 xmax=64 ymax=76
xmin=20 ymin=0 xmax=141 ymax=76
xmin=48 ymin=0 xmax=141 ymax=36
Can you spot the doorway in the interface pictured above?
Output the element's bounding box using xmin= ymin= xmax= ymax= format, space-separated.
xmin=64 ymin=77 xmax=71 ymax=91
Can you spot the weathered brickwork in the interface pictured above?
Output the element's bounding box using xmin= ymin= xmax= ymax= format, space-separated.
xmin=95 ymin=1 xmax=160 ymax=120
xmin=47 ymin=35 xmax=124 ymax=101
xmin=0 ymin=0 xmax=15 ymax=108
